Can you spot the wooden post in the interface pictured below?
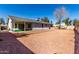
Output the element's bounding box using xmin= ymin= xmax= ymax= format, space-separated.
xmin=17 ymin=23 xmax=18 ymax=29
xmin=24 ymin=22 xmax=26 ymax=31
xmin=0 ymin=24 xmax=1 ymax=31
xmin=13 ymin=22 xmax=15 ymax=29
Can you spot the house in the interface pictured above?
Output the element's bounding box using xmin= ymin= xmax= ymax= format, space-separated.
xmin=7 ymin=16 xmax=51 ymax=32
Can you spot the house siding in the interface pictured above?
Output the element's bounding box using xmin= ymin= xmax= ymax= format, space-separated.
xmin=32 ymin=23 xmax=50 ymax=30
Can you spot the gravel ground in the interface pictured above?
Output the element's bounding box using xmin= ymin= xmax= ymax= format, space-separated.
xmin=17 ymin=28 xmax=75 ymax=54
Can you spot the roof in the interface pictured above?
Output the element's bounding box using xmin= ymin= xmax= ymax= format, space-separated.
xmin=8 ymin=16 xmax=51 ymax=24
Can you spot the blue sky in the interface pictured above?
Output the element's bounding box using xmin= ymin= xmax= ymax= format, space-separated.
xmin=0 ymin=4 xmax=79 ymax=24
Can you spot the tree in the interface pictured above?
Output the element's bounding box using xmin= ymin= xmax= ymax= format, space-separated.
xmin=36 ymin=18 xmax=40 ymax=21
xmin=0 ymin=18 xmax=5 ymax=24
xmin=56 ymin=21 xmax=60 ymax=24
xmin=73 ymin=19 xmax=79 ymax=25
xmin=50 ymin=20 xmax=53 ymax=27
xmin=73 ymin=19 xmax=78 ymax=25
xmin=54 ymin=6 xmax=67 ymax=29
xmin=0 ymin=18 xmax=5 ymax=31
xmin=41 ymin=17 xmax=49 ymax=23
xmin=69 ymin=20 xmax=72 ymax=25
xmin=50 ymin=20 xmax=53 ymax=24
xmin=62 ymin=18 xmax=72 ymax=26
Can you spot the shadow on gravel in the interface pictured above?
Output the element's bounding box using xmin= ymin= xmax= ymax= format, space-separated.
xmin=0 ymin=32 xmax=34 ymax=54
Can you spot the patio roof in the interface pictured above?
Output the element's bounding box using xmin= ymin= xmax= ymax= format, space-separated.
xmin=8 ymin=16 xmax=51 ymax=24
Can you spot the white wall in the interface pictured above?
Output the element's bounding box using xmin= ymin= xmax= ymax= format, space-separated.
xmin=32 ymin=27 xmax=49 ymax=30
xmin=67 ymin=26 xmax=74 ymax=30
xmin=8 ymin=18 xmax=13 ymax=32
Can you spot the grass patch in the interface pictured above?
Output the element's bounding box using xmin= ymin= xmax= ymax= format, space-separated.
xmin=15 ymin=30 xmax=32 ymax=32
xmin=15 ymin=30 xmax=23 ymax=32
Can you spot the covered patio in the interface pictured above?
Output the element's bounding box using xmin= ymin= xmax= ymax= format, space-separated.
xmin=14 ymin=21 xmax=32 ymax=31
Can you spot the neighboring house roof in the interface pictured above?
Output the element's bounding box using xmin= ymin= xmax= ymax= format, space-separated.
xmin=8 ymin=16 xmax=51 ymax=24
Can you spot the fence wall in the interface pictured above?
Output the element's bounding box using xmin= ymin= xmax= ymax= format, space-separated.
xmin=74 ymin=25 xmax=79 ymax=53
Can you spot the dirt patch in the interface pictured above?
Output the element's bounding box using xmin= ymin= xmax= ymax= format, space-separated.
xmin=17 ymin=29 xmax=75 ymax=54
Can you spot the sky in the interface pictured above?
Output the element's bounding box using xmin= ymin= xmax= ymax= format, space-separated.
xmin=0 ymin=4 xmax=79 ymax=24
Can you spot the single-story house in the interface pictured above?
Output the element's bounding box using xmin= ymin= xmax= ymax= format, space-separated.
xmin=7 ymin=16 xmax=52 ymax=31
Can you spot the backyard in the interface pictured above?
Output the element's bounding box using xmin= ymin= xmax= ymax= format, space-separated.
xmin=0 ymin=28 xmax=75 ymax=54
xmin=17 ymin=28 xmax=75 ymax=54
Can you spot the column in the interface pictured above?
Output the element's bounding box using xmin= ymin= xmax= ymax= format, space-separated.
xmin=24 ymin=22 xmax=26 ymax=31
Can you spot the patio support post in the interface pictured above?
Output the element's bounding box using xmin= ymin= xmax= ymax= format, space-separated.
xmin=0 ymin=25 xmax=1 ymax=31
xmin=17 ymin=23 xmax=18 ymax=29
xmin=14 ymin=22 xmax=15 ymax=29
xmin=24 ymin=22 xmax=26 ymax=31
